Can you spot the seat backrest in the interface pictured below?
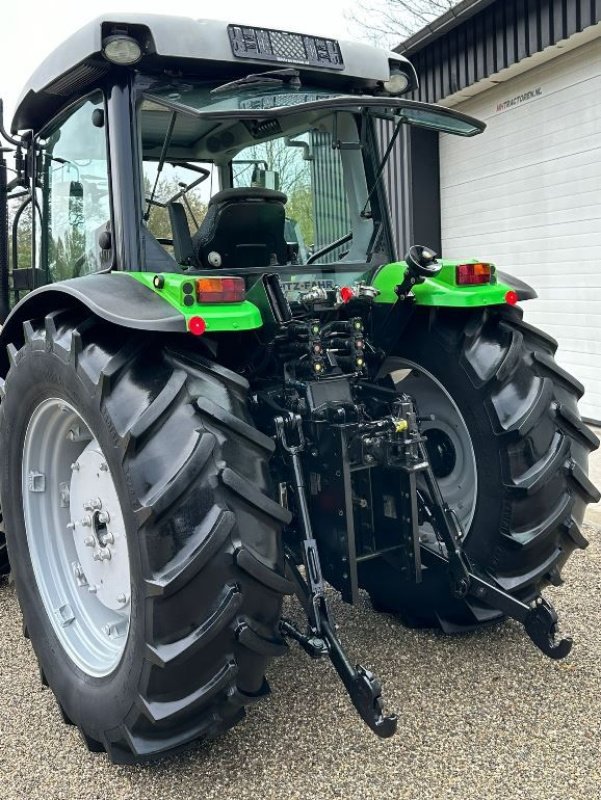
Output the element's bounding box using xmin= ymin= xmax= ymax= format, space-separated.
xmin=168 ymin=202 xmax=195 ymax=266
xmin=192 ymin=187 xmax=288 ymax=269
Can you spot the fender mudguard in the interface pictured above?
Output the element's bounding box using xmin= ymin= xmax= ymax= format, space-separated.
xmin=496 ymin=270 xmax=537 ymax=301
xmin=0 ymin=272 xmax=262 ymax=376
xmin=371 ymin=260 xmax=537 ymax=307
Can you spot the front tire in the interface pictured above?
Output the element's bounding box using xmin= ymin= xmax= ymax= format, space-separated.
xmin=363 ymin=305 xmax=600 ymax=630
xmin=0 ymin=310 xmax=292 ymax=763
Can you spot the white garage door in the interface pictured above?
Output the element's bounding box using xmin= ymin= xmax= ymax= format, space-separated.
xmin=440 ymin=36 xmax=601 ymax=421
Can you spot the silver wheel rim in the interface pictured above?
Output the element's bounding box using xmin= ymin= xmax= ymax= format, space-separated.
xmin=389 ymin=361 xmax=478 ymax=534
xmin=22 ymin=398 xmax=131 ymax=677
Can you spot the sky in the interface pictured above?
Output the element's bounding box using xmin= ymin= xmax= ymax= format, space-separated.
xmin=0 ymin=0 xmax=361 ymax=129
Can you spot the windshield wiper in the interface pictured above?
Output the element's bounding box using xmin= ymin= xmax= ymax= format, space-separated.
xmin=211 ymin=68 xmax=301 ymax=95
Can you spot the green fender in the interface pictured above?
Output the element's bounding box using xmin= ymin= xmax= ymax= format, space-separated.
xmin=370 ymin=259 xmax=536 ymax=307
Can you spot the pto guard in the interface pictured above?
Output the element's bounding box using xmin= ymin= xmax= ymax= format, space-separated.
xmin=371 ymin=259 xmax=537 ymax=307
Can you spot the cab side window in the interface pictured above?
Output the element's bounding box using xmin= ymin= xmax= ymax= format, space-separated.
xmin=37 ymin=93 xmax=112 ymax=282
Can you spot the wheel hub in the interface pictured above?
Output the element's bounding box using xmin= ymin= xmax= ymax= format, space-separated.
xmin=70 ymin=445 xmax=130 ymax=612
xmin=390 ymin=361 xmax=478 ymax=535
xmin=22 ymin=398 xmax=131 ymax=677
xmin=424 ymin=428 xmax=456 ymax=479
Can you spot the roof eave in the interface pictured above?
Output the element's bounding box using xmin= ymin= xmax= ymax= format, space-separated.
xmin=394 ymin=0 xmax=497 ymax=56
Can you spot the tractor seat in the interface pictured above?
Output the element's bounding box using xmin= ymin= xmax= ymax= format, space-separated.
xmin=192 ymin=187 xmax=288 ymax=269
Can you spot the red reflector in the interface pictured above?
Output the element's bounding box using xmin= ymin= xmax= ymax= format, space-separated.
xmin=188 ymin=316 xmax=206 ymax=336
xmin=456 ymin=263 xmax=493 ymax=285
xmin=505 ymin=290 xmax=519 ymax=306
xmin=339 ymin=286 xmax=354 ymax=304
xmin=196 ymin=277 xmax=245 ymax=303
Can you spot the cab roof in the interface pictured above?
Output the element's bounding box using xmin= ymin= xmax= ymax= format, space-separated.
xmin=12 ymin=13 xmax=417 ymax=133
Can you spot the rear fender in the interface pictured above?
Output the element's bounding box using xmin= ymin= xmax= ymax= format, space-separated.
xmin=371 ymin=260 xmax=537 ymax=307
xmin=0 ymin=272 xmax=262 ymax=375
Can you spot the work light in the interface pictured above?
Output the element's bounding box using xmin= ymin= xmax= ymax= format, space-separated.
xmin=102 ymin=35 xmax=143 ymax=65
xmin=383 ymin=71 xmax=410 ymax=95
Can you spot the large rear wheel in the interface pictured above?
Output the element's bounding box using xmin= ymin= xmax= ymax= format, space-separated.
xmin=0 ymin=310 xmax=291 ymax=763
xmin=363 ymin=305 xmax=600 ymax=630
xmin=0 ymin=520 xmax=7 ymax=576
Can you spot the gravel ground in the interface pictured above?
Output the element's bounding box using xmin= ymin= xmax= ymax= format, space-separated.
xmin=1 ymin=525 xmax=600 ymax=800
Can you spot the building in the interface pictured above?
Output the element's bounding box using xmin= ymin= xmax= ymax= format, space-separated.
xmin=391 ymin=0 xmax=601 ymax=421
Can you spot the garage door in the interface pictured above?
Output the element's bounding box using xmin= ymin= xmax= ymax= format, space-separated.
xmin=439 ymin=36 xmax=601 ymax=421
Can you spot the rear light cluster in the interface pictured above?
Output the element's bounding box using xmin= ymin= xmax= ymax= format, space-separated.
xmin=455 ymin=262 xmax=494 ymax=285
xmin=177 ymin=276 xmax=246 ymax=336
xmin=196 ymin=277 xmax=245 ymax=303
xmin=179 ymin=276 xmax=246 ymax=307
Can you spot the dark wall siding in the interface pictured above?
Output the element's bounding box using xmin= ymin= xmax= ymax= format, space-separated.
xmin=401 ymin=0 xmax=601 ymax=104
xmin=375 ymin=118 xmax=407 ymax=256
xmin=409 ymin=131 xmax=441 ymax=255
xmin=375 ymin=119 xmax=441 ymax=258
xmin=310 ymin=131 xmax=351 ymax=262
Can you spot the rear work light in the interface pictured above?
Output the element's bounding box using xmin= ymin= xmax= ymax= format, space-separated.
xmin=455 ymin=263 xmax=494 ymax=286
xmin=196 ymin=277 xmax=245 ymax=303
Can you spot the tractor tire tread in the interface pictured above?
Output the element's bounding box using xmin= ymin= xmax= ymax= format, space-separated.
xmin=0 ymin=309 xmax=287 ymax=764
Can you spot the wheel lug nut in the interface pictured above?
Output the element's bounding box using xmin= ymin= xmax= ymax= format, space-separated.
xmin=83 ymin=536 xmax=95 ymax=547
xmin=81 ymin=515 xmax=92 ymax=527
xmin=70 ymin=462 xmax=80 ymax=471
xmin=66 ymin=521 xmax=75 ymax=531
xmin=117 ymin=593 xmax=128 ymax=605
xmin=83 ymin=498 xmax=102 ymax=512
xmin=97 ymin=510 xmax=110 ymax=524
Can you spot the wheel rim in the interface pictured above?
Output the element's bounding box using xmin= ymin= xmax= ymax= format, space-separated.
xmin=22 ymin=398 xmax=131 ymax=677
xmin=390 ymin=361 xmax=478 ymax=534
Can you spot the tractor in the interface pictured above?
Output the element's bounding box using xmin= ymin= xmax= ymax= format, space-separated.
xmin=0 ymin=14 xmax=598 ymax=764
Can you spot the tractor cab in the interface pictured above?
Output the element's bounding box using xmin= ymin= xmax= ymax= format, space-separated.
xmin=0 ymin=14 xmax=483 ymax=319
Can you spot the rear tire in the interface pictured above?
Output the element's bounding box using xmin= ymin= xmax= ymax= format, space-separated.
xmin=363 ymin=305 xmax=600 ymax=630
xmin=0 ymin=310 xmax=291 ymax=763
xmin=0 ymin=527 xmax=8 ymax=576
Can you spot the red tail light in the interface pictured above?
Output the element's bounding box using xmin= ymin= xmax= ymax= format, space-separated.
xmin=455 ymin=263 xmax=493 ymax=285
xmin=188 ymin=316 xmax=206 ymax=336
xmin=339 ymin=286 xmax=354 ymax=304
xmin=196 ymin=277 xmax=245 ymax=303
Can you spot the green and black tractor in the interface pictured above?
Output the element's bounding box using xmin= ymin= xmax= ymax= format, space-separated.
xmin=0 ymin=14 xmax=598 ymax=764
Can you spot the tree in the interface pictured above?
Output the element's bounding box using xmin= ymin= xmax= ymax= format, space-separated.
xmin=347 ymin=0 xmax=461 ymax=49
